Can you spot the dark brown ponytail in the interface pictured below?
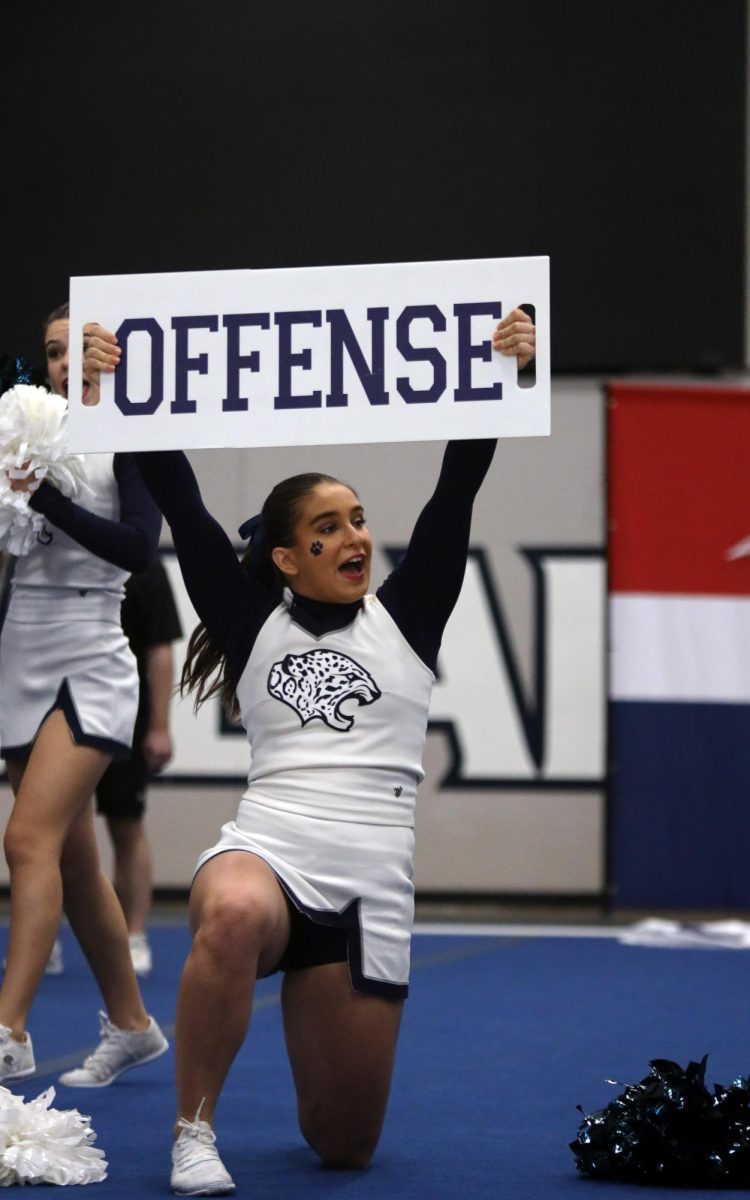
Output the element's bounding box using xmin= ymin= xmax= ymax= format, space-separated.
xmin=181 ymin=471 xmax=348 ymax=717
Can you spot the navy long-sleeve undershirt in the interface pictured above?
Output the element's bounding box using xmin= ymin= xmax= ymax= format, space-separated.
xmin=135 ymin=439 xmax=496 ymax=682
xmin=378 ymin=439 xmax=495 ymax=670
xmin=29 ymin=453 xmax=162 ymax=574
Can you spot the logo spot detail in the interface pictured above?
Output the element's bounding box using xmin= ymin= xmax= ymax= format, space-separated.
xmin=268 ymin=649 xmax=381 ymax=731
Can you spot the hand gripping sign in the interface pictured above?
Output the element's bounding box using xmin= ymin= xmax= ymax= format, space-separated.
xmin=67 ymin=256 xmax=549 ymax=452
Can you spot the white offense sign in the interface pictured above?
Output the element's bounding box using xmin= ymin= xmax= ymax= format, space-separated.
xmin=67 ymin=256 xmax=549 ymax=452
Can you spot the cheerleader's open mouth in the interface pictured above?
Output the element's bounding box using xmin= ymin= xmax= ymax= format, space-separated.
xmin=339 ymin=556 xmax=366 ymax=580
xmin=61 ymin=375 xmax=93 ymax=404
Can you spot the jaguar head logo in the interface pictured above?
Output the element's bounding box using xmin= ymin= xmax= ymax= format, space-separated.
xmin=268 ymin=649 xmax=381 ymax=731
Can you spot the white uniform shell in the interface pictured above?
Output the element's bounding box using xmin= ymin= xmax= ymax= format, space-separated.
xmin=196 ymin=594 xmax=436 ymax=992
xmin=13 ymin=453 xmax=129 ymax=595
xmin=0 ymin=455 xmax=138 ymax=757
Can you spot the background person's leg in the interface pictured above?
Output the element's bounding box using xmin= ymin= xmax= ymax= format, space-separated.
xmin=0 ymin=711 xmax=110 ymax=1036
xmin=61 ymin=807 xmax=153 ymax=1030
xmin=106 ymin=814 xmax=153 ymax=972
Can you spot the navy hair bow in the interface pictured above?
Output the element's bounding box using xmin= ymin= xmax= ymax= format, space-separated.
xmin=238 ymin=513 xmax=262 ymax=541
xmin=0 ymin=354 xmax=45 ymax=397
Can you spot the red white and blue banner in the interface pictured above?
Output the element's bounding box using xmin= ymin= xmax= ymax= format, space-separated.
xmin=609 ymin=382 xmax=750 ymax=906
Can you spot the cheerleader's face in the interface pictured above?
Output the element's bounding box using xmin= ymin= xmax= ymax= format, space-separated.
xmin=272 ymin=482 xmax=373 ymax=603
xmin=45 ymin=319 xmax=69 ymax=398
xmin=44 ymin=319 xmax=92 ymax=404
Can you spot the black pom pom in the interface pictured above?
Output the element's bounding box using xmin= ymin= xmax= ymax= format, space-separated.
xmin=571 ymin=1057 xmax=750 ymax=1187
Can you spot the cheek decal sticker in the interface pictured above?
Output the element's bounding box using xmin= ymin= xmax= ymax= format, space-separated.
xmin=310 ymin=541 xmax=323 ymax=556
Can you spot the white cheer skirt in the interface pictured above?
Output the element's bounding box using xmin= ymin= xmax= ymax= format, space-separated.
xmin=195 ymin=793 xmax=415 ymax=998
xmin=0 ymin=586 xmax=138 ymax=760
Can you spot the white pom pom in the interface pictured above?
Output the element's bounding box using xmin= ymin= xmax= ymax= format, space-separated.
xmin=0 ymin=1086 xmax=107 ymax=1186
xmin=0 ymin=475 xmax=46 ymax=557
xmin=0 ymin=386 xmax=90 ymax=556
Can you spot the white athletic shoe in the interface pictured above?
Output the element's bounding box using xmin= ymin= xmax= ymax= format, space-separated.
xmin=2 ymin=937 xmax=63 ymax=976
xmin=45 ymin=938 xmax=65 ymax=975
xmin=0 ymin=1026 xmax=35 ymax=1082
xmin=129 ymin=932 xmax=152 ymax=976
xmin=58 ymin=1011 xmax=168 ymax=1088
xmin=171 ymin=1110 xmax=235 ymax=1196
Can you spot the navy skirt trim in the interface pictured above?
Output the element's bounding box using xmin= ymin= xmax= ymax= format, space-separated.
xmin=1 ymin=680 xmax=130 ymax=763
xmin=274 ymin=882 xmax=409 ymax=1002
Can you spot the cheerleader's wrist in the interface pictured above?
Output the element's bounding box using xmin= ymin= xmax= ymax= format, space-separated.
xmin=28 ymin=479 xmax=67 ymax=516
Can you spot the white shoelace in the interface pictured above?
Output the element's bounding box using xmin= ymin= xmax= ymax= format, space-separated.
xmin=174 ymin=1100 xmax=221 ymax=1165
xmin=175 ymin=1121 xmax=217 ymax=1150
xmin=79 ymin=1011 xmax=136 ymax=1081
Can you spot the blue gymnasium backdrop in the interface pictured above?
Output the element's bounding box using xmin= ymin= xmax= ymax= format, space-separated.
xmin=609 ymin=383 xmax=750 ymax=907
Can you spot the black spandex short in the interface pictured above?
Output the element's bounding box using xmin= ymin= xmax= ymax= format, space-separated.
xmin=95 ymin=750 xmax=148 ymax=820
xmin=269 ymin=890 xmax=348 ymax=976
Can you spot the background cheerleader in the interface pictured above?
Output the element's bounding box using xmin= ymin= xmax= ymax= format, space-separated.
xmin=0 ymin=305 xmax=168 ymax=1087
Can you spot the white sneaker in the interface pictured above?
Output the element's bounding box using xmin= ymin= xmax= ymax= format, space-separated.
xmin=45 ymin=938 xmax=65 ymax=975
xmin=171 ymin=1110 xmax=235 ymax=1195
xmin=2 ymin=937 xmax=63 ymax=976
xmin=0 ymin=1026 xmax=35 ymax=1082
xmin=58 ymin=1011 xmax=168 ymax=1087
xmin=129 ymin=932 xmax=152 ymax=976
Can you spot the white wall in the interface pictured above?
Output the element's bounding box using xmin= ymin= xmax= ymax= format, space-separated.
xmin=0 ymin=376 xmax=607 ymax=896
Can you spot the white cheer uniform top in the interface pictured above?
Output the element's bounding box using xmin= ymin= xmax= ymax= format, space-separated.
xmin=13 ymin=454 xmax=129 ymax=604
xmin=237 ymin=593 xmax=436 ymax=827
